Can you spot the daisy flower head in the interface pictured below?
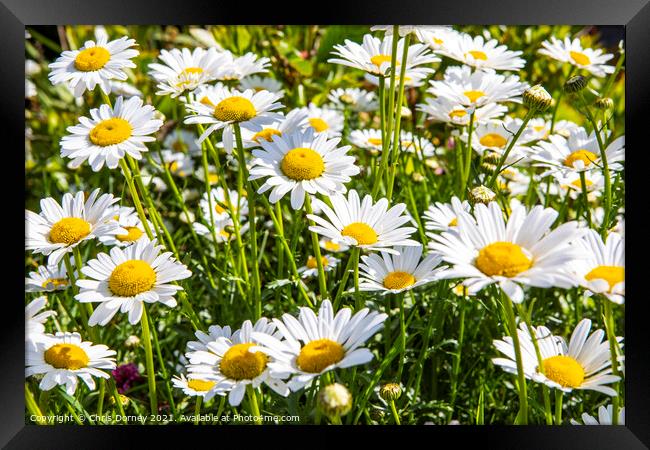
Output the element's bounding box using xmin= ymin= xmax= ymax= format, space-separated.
xmin=423 ymin=196 xmax=471 ymax=234
xmin=298 ymin=254 xmax=341 ymax=279
xmin=248 ymin=127 xmax=360 ymax=210
xmin=538 ymin=36 xmax=615 ymax=77
xmin=185 ymin=318 xmax=289 ymax=406
xmin=416 ymin=26 xmax=462 ymax=54
xmin=193 ymin=214 xmax=249 ymax=244
xmin=108 ymin=80 xmax=143 ymax=98
xmin=524 ymin=118 xmax=580 ymax=142
xmin=328 ymin=33 xmax=439 ymax=77
xmin=26 ymin=264 xmax=72 ymax=293
xmin=399 ymin=131 xmax=436 ymax=159
xmin=552 ymin=170 xmax=604 ymax=201
xmin=358 ymin=245 xmax=445 ymax=294
xmin=75 ymin=237 xmax=192 ymax=326
xmin=320 ymin=238 xmax=350 ymax=254
xmin=570 ymin=404 xmax=625 ymax=425
xmin=573 ymin=229 xmax=624 ymax=304
xmin=528 ymin=128 xmax=624 ymax=175
xmin=327 ymin=88 xmax=378 ymax=112
xmin=239 ymin=75 xmax=283 ymax=94
xmin=99 ymin=206 xmax=152 ymax=247
xmin=307 ymin=190 xmax=420 ymax=254
xmin=214 ymin=50 xmax=270 ymax=81
xmin=364 ymin=67 xmax=431 ymax=89
xmin=184 ymin=85 xmax=284 ymax=144
xmin=172 ymin=373 xmax=219 ymax=398
xmin=48 ymin=35 xmax=138 ymax=97
xmin=194 ymin=164 xmax=220 ymax=185
xmin=163 ymin=128 xmax=201 ymax=156
xmin=149 ymin=149 xmax=195 ymax=178
xmin=427 ymin=65 xmax=528 ymax=108
xmin=26 ymin=189 xmax=122 ymax=266
xmin=349 ymin=129 xmax=383 ymax=154
xmin=429 ymin=201 xmax=586 ymax=303
xmin=26 ymin=332 xmax=116 ymax=395
xmin=148 ymin=47 xmax=225 ymax=97
xmin=60 ymin=96 xmax=163 ymax=171
xmin=250 ymin=300 xmax=388 ymax=391
xmin=418 ymin=95 xmax=507 ymax=126
xmin=26 ymin=296 xmax=57 ymax=339
xmin=298 ymin=103 xmax=344 ymax=138
xmin=492 ymin=319 xmax=621 ymax=396
xmin=198 ymin=187 xmax=248 ymax=223
xmin=443 ymin=33 xmax=526 ymax=71
xmin=465 ymin=117 xmax=536 ymax=165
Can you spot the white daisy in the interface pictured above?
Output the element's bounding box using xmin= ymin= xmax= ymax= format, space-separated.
xmin=99 ymin=206 xmax=152 ymax=247
xmin=538 ymin=36 xmax=615 ymax=77
xmin=570 ymin=405 xmax=625 ymax=425
xmin=551 ymin=170 xmax=604 ymax=201
xmin=306 ymin=190 xmax=419 ymax=254
xmin=527 ymin=128 xmax=625 ymax=175
xmin=493 ymin=167 xmax=532 ymax=197
xmin=26 ymin=296 xmax=57 ymax=339
xmin=297 ymin=103 xmax=344 ymax=139
xmin=573 ymin=229 xmax=624 ymax=304
xmin=320 ymin=238 xmax=350 ymax=253
xmin=399 ymin=131 xmax=436 ymax=159
xmin=193 ymin=214 xmax=249 ymax=244
xmin=250 ymin=300 xmax=387 ymax=391
xmin=213 ymin=51 xmax=270 ymax=81
xmin=443 ymin=33 xmax=525 ymax=71
xmin=163 ymin=129 xmax=202 ymax=156
xmin=327 ymin=88 xmax=378 ymax=112
xmin=239 ymin=75 xmax=283 ymax=94
xmin=185 ymin=318 xmax=290 ymax=406
xmin=349 ymin=129 xmax=384 ymax=153
xmin=172 ymin=373 xmax=219 ymax=398
xmin=26 ymin=189 xmax=122 ymax=266
xmin=148 ymin=47 xmax=225 ymax=97
xmin=48 ymin=36 xmax=138 ymax=97
xmin=149 ymin=149 xmax=195 ymax=178
xmin=364 ymin=67 xmax=432 ymax=89
xmin=298 ymin=254 xmax=340 ymax=279
xmin=75 ymin=237 xmax=191 ymax=326
xmin=428 ymin=201 xmax=585 ymax=303
xmin=423 ymin=196 xmax=471 ymax=234
xmin=109 ymin=80 xmax=142 ymax=98
xmin=370 ymin=25 xmax=448 ymax=38
xmin=194 ymin=164 xmax=221 ymax=185
xmin=60 ymin=96 xmax=163 ymax=171
xmin=329 ymin=34 xmax=439 ymax=76
xmin=184 ymin=85 xmax=283 ymax=144
xmin=418 ymin=95 xmax=507 ymax=126
xmin=248 ymin=127 xmax=360 ymax=210
xmin=427 ymin=65 xmax=527 ymax=108
xmin=358 ymin=245 xmax=444 ymax=294
xmin=492 ymin=319 xmax=621 ymax=396
xmin=26 ymin=264 xmax=72 ymax=292
xmin=26 ymin=332 xmax=116 ymax=395
xmin=525 ymin=118 xmax=581 ymax=142
xmin=198 ymin=187 xmax=248 ymax=223
xmin=416 ymin=26 xmax=463 ymax=54
xmin=25 ymin=79 xmax=37 ymax=98
xmin=464 ymin=117 xmax=536 ymax=165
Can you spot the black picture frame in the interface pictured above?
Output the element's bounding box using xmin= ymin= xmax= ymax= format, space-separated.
xmin=6 ymin=0 xmax=649 ymax=447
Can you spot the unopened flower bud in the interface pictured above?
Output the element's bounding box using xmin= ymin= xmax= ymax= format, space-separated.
xmin=379 ymin=383 xmax=402 ymax=401
xmin=124 ymin=335 xmax=140 ymax=348
xmin=523 ymin=85 xmax=553 ymax=112
xmin=481 ymin=162 xmax=496 ymax=174
xmin=339 ymin=94 xmax=354 ymax=105
xmin=595 ymin=97 xmax=614 ymax=110
xmin=469 ymin=185 xmax=496 ymax=205
xmin=318 ymin=383 xmax=352 ymax=418
xmin=483 ymin=151 xmax=500 ymax=164
xmin=564 ymin=75 xmax=587 ymax=94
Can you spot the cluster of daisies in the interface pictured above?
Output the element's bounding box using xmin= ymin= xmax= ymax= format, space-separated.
xmin=25 ymin=24 xmax=624 ymax=424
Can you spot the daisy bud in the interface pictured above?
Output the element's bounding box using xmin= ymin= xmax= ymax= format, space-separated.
xmin=523 ymin=85 xmax=553 ymax=112
xmin=481 ymin=162 xmax=497 ymax=174
xmin=369 ymin=408 xmax=385 ymax=422
xmin=469 ymin=185 xmax=496 ymax=205
xmin=317 ymin=383 xmax=352 ymax=419
xmin=339 ymin=94 xmax=354 ymax=105
xmin=595 ymin=97 xmax=614 ymax=110
xmin=380 ymin=383 xmax=402 ymax=401
xmin=483 ymin=151 xmax=500 ymax=164
xmin=564 ymin=75 xmax=587 ymax=94
xmin=124 ymin=335 xmax=140 ymax=348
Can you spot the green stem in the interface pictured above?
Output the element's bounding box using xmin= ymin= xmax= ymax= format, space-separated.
xmin=119 ymin=158 xmax=154 ymax=239
xmin=25 ymin=383 xmax=44 ymax=422
xmin=603 ymin=299 xmax=621 ymax=425
xmin=140 ymin=305 xmax=158 ymax=415
xmin=461 ymin=111 xmax=476 ymax=195
xmin=554 ymin=389 xmax=563 ymax=425
xmin=550 ymin=66 xmax=575 ymax=133
xmin=488 ymin=110 xmax=535 ymax=188
xmin=305 ymin=195 xmax=328 ymax=300
xmin=579 ymin=171 xmax=592 ymax=228
xmin=333 ymin=250 xmax=356 ymax=310
xmin=194 ymin=396 xmax=202 ymax=425
xmin=396 ymin=293 xmax=406 ymax=381
xmin=503 ymin=294 xmax=528 ymax=424
xmin=388 ymin=399 xmax=401 ymax=425
xmin=352 ymin=247 xmax=361 ymax=311
xmin=246 ymin=385 xmax=262 ymax=425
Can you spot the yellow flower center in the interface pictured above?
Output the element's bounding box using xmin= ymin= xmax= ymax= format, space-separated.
xmin=467 ymin=50 xmax=488 ymax=61
xmin=74 ymin=47 xmax=110 ymax=71
xmin=280 ymin=147 xmax=325 ymax=181
xmin=252 ymin=128 xmax=282 ymax=143
xmin=367 ymin=137 xmax=383 ymax=146
xmin=383 ymin=271 xmax=416 ymax=290
xmin=42 ymin=278 xmax=68 ymax=289
xmin=464 ymin=90 xmax=486 ymax=103
xmin=182 ymin=67 xmax=204 ymax=75
xmin=448 ymin=217 xmax=458 ymax=227
xmin=108 ymin=260 xmax=156 ymax=297
xmin=296 ymin=339 xmax=345 ymax=373
xmin=219 ymin=343 xmax=268 ymax=380
xmin=433 ymin=38 xmax=444 ymax=45
xmin=541 ymin=355 xmax=585 ymax=388
xmin=49 ymin=217 xmax=91 ymax=245
xmin=475 ymin=242 xmax=532 ymax=277
xmin=213 ymin=97 xmax=256 ymax=122
xmin=44 ymin=343 xmax=89 ymax=370
xmin=570 ymin=51 xmax=591 ymax=66
xmin=89 ymin=118 xmax=133 ymax=147
xmin=307 ymin=255 xmax=329 ymax=269
xmin=207 ymin=173 xmax=219 ymax=184
xmin=309 ymin=118 xmax=329 ymax=133
xmin=564 ymin=149 xmax=598 ymax=168
xmin=449 ymin=109 xmax=467 ymax=120
xmin=116 ymin=226 xmax=144 ymax=242
xmin=452 ymin=284 xmax=468 ymax=296
xmin=585 ymin=265 xmax=624 ymax=291
xmin=370 ymin=54 xmax=397 ymax=68
xmin=479 ymin=133 xmax=508 ymax=148
xmin=324 ymin=240 xmax=341 ymax=251
xmin=187 ymin=379 xmax=216 ymax=392
xmin=569 ymin=178 xmax=594 ymax=189
xmin=341 ymin=222 xmax=378 ymax=245
xmin=200 ymin=96 xmax=215 ymax=107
